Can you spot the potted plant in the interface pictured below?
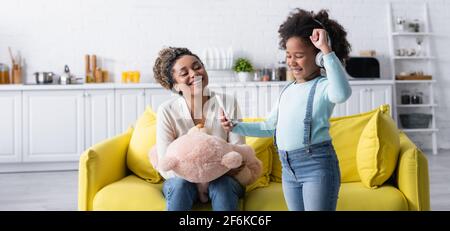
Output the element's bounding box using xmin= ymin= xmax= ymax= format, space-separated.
xmin=233 ymin=58 xmax=254 ymax=82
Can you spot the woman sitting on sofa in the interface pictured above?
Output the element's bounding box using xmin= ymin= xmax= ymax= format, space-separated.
xmin=152 ymin=47 xmax=245 ymax=211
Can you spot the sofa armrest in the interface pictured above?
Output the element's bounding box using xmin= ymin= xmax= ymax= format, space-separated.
xmin=396 ymin=132 xmax=430 ymax=211
xmin=78 ymin=127 xmax=134 ymax=211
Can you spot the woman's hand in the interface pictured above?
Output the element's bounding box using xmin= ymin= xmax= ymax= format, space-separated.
xmin=310 ymin=28 xmax=332 ymax=55
xmin=220 ymin=109 xmax=234 ymax=132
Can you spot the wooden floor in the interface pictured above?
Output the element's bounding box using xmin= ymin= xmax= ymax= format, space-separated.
xmin=1 ymin=150 xmax=449 ymax=211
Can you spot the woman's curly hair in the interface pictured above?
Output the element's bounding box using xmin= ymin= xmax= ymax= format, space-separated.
xmin=278 ymin=8 xmax=351 ymax=63
xmin=153 ymin=47 xmax=203 ymax=90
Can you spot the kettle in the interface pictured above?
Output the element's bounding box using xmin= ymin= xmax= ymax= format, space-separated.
xmin=59 ymin=65 xmax=77 ymax=84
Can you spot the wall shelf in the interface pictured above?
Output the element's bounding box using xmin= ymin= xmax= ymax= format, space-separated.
xmin=397 ymin=104 xmax=437 ymax=108
xmin=395 ymin=80 xmax=436 ymax=84
xmin=388 ymin=2 xmax=439 ymax=154
xmin=402 ymin=128 xmax=439 ymax=133
xmin=393 ymin=56 xmax=435 ymax=60
xmin=392 ymin=32 xmax=432 ymax=36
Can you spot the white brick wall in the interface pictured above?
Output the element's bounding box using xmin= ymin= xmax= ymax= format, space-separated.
xmin=0 ymin=0 xmax=449 ymax=150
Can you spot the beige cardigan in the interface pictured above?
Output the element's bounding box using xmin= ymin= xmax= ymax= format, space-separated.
xmin=156 ymin=91 xmax=245 ymax=179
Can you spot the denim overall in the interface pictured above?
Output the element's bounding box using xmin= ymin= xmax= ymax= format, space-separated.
xmin=274 ymin=77 xmax=341 ymax=211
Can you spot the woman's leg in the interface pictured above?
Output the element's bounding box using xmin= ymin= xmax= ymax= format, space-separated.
xmin=208 ymin=175 xmax=244 ymax=211
xmin=163 ymin=177 xmax=198 ymax=211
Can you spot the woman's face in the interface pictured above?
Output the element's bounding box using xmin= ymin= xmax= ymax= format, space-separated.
xmin=286 ymin=36 xmax=320 ymax=82
xmin=172 ymin=55 xmax=209 ymax=96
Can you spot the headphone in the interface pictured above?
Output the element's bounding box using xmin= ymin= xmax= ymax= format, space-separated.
xmin=311 ymin=18 xmax=332 ymax=68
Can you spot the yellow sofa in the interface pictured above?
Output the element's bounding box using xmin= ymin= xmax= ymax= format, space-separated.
xmin=78 ymin=107 xmax=430 ymax=211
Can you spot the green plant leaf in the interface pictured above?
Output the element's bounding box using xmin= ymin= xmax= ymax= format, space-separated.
xmin=233 ymin=58 xmax=254 ymax=72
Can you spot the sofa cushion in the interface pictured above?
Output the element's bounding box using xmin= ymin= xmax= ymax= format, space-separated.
xmin=396 ymin=132 xmax=430 ymax=211
xmin=126 ymin=107 xmax=162 ymax=183
xmin=242 ymin=118 xmax=275 ymax=192
xmin=271 ymin=152 xmax=282 ymax=183
xmin=337 ymin=182 xmax=408 ymax=211
xmin=244 ymin=182 xmax=408 ymax=211
xmin=357 ymin=105 xmax=400 ymax=189
xmin=93 ymin=175 xmax=244 ymax=211
xmin=244 ymin=182 xmax=287 ymax=211
xmin=93 ymin=175 xmax=165 ymax=211
xmin=241 ymin=118 xmax=281 ymax=183
xmin=329 ymin=107 xmax=379 ymax=182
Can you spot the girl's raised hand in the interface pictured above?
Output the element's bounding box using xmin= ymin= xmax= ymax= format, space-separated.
xmin=310 ymin=28 xmax=331 ymax=54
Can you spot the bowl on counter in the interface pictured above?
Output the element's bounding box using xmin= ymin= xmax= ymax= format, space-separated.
xmin=34 ymin=72 xmax=57 ymax=84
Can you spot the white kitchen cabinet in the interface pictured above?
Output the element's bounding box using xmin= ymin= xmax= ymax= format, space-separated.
xmin=144 ymin=89 xmax=176 ymax=112
xmin=0 ymin=91 xmax=22 ymax=163
xmin=22 ymin=91 xmax=85 ymax=162
xmin=115 ymin=89 xmax=146 ymax=133
xmin=225 ymin=85 xmax=259 ymax=118
xmin=0 ymin=82 xmax=395 ymax=171
xmin=332 ymin=84 xmax=393 ymax=117
xmin=84 ymin=90 xmax=115 ymax=148
xmin=256 ymin=83 xmax=286 ymax=117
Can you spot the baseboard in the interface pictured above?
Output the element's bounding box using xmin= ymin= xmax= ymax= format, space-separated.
xmin=0 ymin=162 xmax=78 ymax=173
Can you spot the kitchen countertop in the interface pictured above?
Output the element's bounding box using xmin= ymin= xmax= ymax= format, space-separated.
xmin=0 ymin=79 xmax=394 ymax=91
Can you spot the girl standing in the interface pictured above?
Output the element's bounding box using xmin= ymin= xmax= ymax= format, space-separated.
xmin=221 ymin=9 xmax=352 ymax=211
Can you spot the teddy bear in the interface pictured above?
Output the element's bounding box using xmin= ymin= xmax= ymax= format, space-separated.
xmin=154 ymin=124 xmax=263 ymax=203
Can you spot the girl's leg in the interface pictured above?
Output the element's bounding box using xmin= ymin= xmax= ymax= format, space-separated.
xmin=208 ymin=175 xmax=244 ymax=211
xmin=281 ymin=168 xmax=305 ymax=211
xmin=163 ymin=177 xmax=197 ymax=211
xmin=279 ymin=152 xmax=305 ymax=211
xmin=302 ymin=149 xmax=341 ymax=211
xmin=302 ymin=176 xmax=339 ymax=211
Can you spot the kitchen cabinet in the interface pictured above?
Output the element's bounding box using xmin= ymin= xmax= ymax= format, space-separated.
xmin=0 ymin=81 xmax=395 ymax=171
xmin=256 ymin=83 xmax=286 ymax=117
xmin=224 ymin=85 xmax=259 ymax=118
xmin=332 ymin=84 xmax=393 ymax=117
xmin=0 ymin=91 xmax=22 ymax=163
xmin=115 ymin=89 xmax=146 ymax=133
xmin=22 ymin=91 xmax=85 ymax=162
xmin=84 ymin=90 xmax=115 ymax=148
xmin=144 ymin=88 xmax=176 ymax=112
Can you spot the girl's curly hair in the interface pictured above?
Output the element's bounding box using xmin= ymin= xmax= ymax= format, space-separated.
xmin=153 ymin=47 xmax=203 ymax=90
xmin=278 ymin=8 xmax=351 ymax=63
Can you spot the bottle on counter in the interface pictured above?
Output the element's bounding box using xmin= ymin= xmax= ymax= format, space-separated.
xmin=276 ymin=61 xmax=287 ymax=81
xmin=0 ymin=63 xmax=10 ymax=84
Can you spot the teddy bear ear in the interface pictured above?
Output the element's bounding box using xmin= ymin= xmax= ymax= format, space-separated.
xmin=159 ymin=156 xmax=178 ymax=171
xmin=221 ymin=151 xmax=242 ymax=169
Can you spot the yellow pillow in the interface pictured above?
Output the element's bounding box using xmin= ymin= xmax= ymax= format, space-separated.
xmin=242 ymin=118 xmax=274 ymax=192
xmin=270 ymin=150 xmax=282 ymax=183
xmin=329 ymin=107 xmax=380 ymax=183
xmin=357 ymin=105 xmax=400 ymax=189
xmin=126 ymin=107 xmax=162 ymax=183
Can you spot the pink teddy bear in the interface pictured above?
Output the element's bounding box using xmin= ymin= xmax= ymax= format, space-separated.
xmin=153 ymin=124 xmax=263 ymax=203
